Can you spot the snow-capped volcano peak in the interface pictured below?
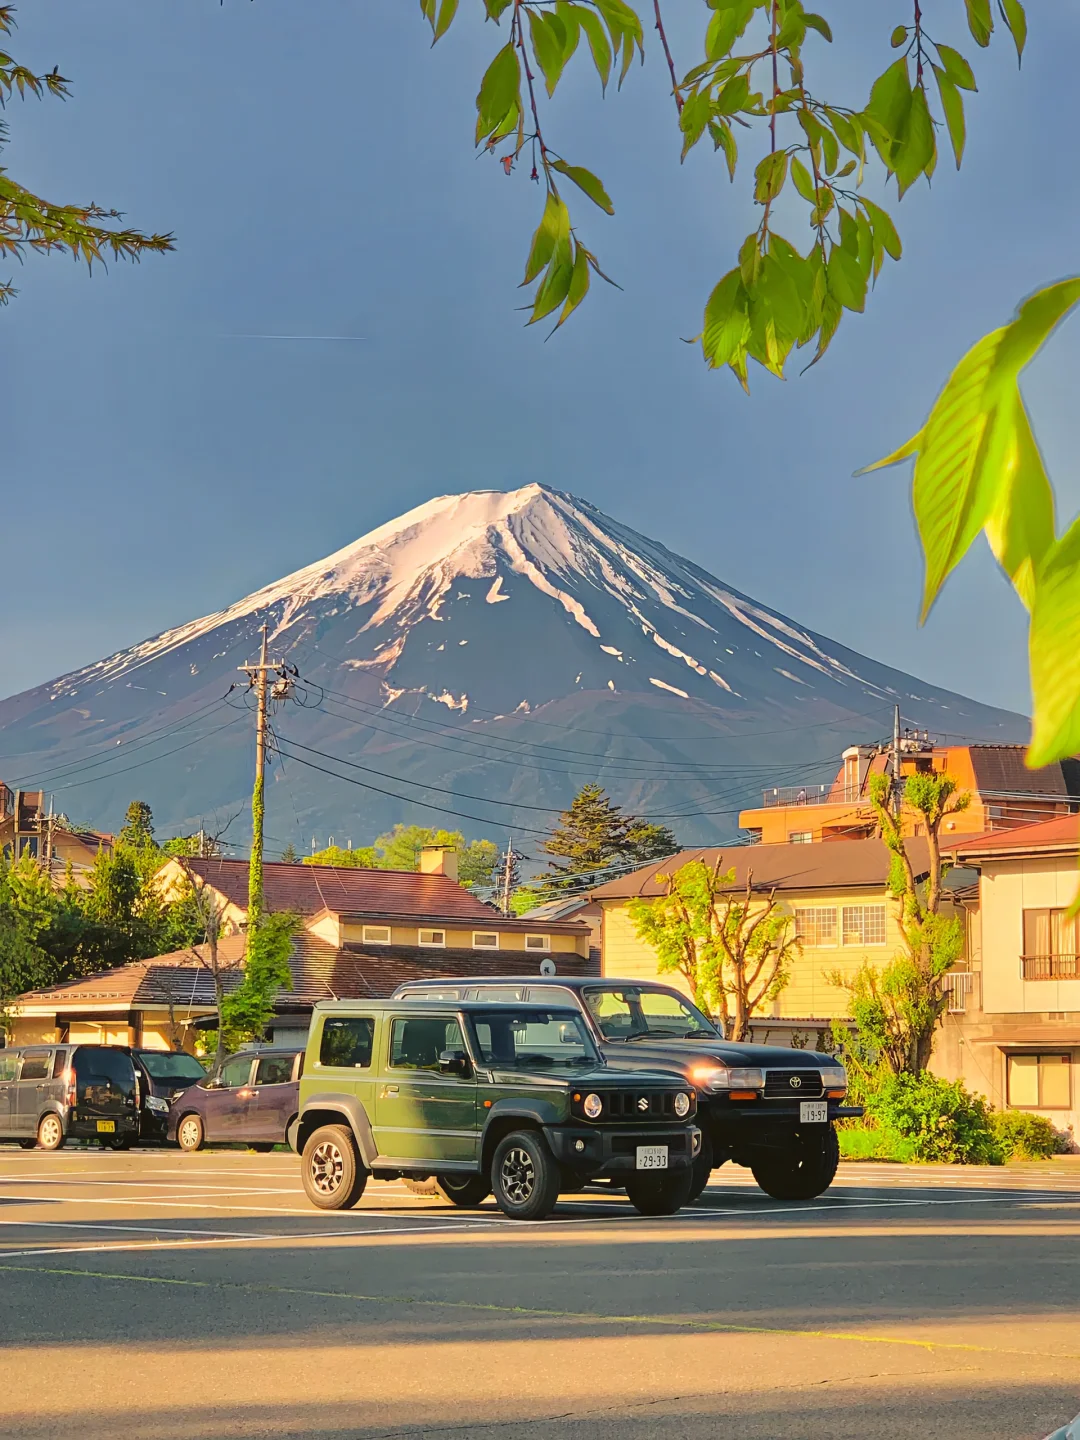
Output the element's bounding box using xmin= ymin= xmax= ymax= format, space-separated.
xmin=4 ymin=483 xmax=1025 ymax=847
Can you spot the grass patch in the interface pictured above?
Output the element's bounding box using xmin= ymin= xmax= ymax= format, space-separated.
xmin=837 ymin=1124 xmax=916 ymax=1163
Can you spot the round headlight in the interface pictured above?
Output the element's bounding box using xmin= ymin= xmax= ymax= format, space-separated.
xmin=583 ymin=1092 xmax=603 ymax=1119
xmin=674 ymin=1092 xmax=691 ymax=1118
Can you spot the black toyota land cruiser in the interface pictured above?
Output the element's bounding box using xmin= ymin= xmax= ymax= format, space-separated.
xmin=393 ymin=977 xmax=863 ymax=1201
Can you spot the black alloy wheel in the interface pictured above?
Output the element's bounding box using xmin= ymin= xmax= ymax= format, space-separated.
xmin=750 ymin=1126 xmax=840 ymax=1201
xmin=624 ymin=1167 xmax=694 ymax=1216
xmin=491 ymin=1130 xmax=560 ymax=1221
xmin=301 ymin=1124 xmax=368 ymax=1211
xmin=435 ymin=1173 xmax=491 ymax=1208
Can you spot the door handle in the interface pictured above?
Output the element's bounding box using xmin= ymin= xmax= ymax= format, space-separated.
xmin=381 ymin=1084 xmax=399 ymax=1097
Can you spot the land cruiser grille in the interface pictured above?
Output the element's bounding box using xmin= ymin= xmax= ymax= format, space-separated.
xmin=603 ymin=1091 xmax=682 ymax=1121
xmin=763 ymin=1069 xmax=823 ymax=1099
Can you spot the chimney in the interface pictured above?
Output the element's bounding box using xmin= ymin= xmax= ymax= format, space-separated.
xmin=419 ymin=845 xmax=458 ymax=882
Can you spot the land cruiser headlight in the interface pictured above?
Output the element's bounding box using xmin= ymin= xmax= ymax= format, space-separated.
xmin=583 ymin=1093 xmax=603 ymax=1119
xmin=689 ymin=1065 xmax=764 ymax=1091
xmin=146 ymin=1095 xmax=169 ymax=1114
xmin=674 ymin=1092 xmax=691 ymax=1118
xmin=820 ymin=1067 xmax=847 ymax=1090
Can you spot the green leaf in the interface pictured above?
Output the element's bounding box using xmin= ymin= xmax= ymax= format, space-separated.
xmin=710 ymin=118 xmax=739 ymax=180
xmin=754 ymin=149 xmax=788 ymax=203
xmin=863 ymin=278 xmax=1080 ymax=621
xmin=890 ymin=25 xmax=907 ymax=48
xmin=555 ymin=1 xmax=582 ymax=59
xmin=933 ymin=67 xmax=966 ymax=168
xmin=964 ymin=0 xmax=993 ymax=46
xmin=893 ymin=84 xmax=935 ymax=196
xmin=523 ymin=191 xmax=570 ymax=284
xmin=484 ymin=0 xmax=513 ymax=16
xmin=701 ymin=269 xmax=749 ymax=365
xmin=713 ymin=72 xmax=750 ymax=116
xmin=804 ymin=13 xmax=833 ymax=42
xmin=475 ymin=44 xmax=521 ymax=145
xmin=827 ymin=244 xmax=867 ymax=312
xmin=935 ymin=44 xmax=977 ymax=91
xmin=861 ymin=198 xmax=902 ymax=260
xmin=706 ymin=0 xmax=757 ymax=59
xmin=790 ymin=154 xmax=815 ymax=202
xmin=679 ymin=88 xmax=712 ymax=157
xmin=555 ymin=240 xmax=591 ymax=328
xmin=576 ymin=5 xmax=612 ymax=90
xmin=865 ymin=58 xmax=912 ymax=169
xmin=1028 ymin=514 xmax=1080 ymax=766
xmin=432 ymin=0 xmax=459 ymax=41
xmin=999 ymin=0 xmax=1027 ymax=58
xmin=983 ymin=399 xmax=1055 ymax=611
xmin=551 ymin=159 xmax=614 ymax=214
xmin=528 ymin=9 xmax=569 ymax=96
xmin=530 ymin=250 xmax=575 ymax=324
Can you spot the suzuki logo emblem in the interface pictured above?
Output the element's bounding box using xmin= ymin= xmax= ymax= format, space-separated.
xmin=789 ymin=1075 xmax=803 ymax=1089
xmin=637 ymin=1096 xmax=649 ymax=1112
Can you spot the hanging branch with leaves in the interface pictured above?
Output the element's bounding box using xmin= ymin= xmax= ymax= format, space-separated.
xmin=0 ymin=5 xmax=172 ymax=308
xmin=423 ymin=0 xmax=1026 ymax=379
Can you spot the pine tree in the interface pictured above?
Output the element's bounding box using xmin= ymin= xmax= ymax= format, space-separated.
xmin=118 ymin=800 xmax=156 ymax=852
xmin=537 ymin=785 xmax=678 ymax=897
xmin=279 ymin=842 xmax=298 ymax=864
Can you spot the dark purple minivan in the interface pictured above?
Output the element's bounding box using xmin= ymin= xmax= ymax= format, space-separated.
xmin=167 ymin=1048 xmax=302 ymax=1152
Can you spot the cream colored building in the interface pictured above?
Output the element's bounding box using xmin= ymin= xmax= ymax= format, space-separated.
xmin=938 ymin=816 xmax=1080 ymax=1143
xmin=7 ymin=847 xmax=594 ymax=1052
xmin=591 ymin=838 xmax=938 ymax=1045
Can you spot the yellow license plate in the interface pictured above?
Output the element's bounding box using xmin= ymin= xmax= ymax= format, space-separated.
xmin=96 ymin=1120 xmax=116 ymax=1133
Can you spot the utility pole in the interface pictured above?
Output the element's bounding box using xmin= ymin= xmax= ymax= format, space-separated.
xmin=498 ymin=836 xmax=522 ymax=916
xmin=238 ymin=624 xmax=297 ymax=934
xmin=892 ymin=704 xmax=903 ymax=819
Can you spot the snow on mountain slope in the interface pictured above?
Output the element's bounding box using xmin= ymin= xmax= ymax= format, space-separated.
xmin=0 ymin=485 xmax=1029 ymax=846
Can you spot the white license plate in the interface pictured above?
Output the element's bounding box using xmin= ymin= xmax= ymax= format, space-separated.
xmin=635 ymin=1145 xmax=668 ymax=1170
xmin=799 ymin=1101 xmax=828 ymax=1124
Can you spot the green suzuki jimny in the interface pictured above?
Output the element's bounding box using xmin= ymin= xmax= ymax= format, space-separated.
xmin=295 ymin=999 xmax=701 ymax=1221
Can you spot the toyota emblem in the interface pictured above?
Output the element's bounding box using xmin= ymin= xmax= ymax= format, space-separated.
xmin=637 ymin=1096 xmax=650 ymax=1112
xmin=789 ymin=1075 xmax=803 ymax=1089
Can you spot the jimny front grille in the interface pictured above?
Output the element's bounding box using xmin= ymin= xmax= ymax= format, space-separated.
xmin=603 ymin=1091 xmax=683 ymax=1121
xmin=763 ymin=1069 xmax=824 ymax=1100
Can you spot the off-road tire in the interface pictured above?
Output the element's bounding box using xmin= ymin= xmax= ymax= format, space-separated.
xmin=491 ymin=1130 xmax=560 ymax=1221
xmin=401 ymin=1176 xmax=441 ymax=1197
xmin=176 ymin=1113 xmax=205 ymax=1153
xmin=625 ymin=1166 xmax=694 ymax=1216
xmin=301 ymin=1124 xmax=368 ymax=1211
xmin=36 ymin=1113 xmax=65 ymax=1151
xmin=435 ymin=1173 xmax=491 ymax=1208
xmin=750 ymin=1126 xmax=840 ymax=1201
xmin=688 ymin=1129 xmax=715 ymax=1203
xmin=102 ymin=1134 xmax=132 ymax=1151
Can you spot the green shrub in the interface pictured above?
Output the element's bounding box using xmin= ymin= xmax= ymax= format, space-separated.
xmin=837 ymin=1124 xmax=916 ymax=1163
xmin=863 ymin=1072 xmax=1003 ymax=1165
xmin=990 ymin=1109 xmax=1065 ymax=1161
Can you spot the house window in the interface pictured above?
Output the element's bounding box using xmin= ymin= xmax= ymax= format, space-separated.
xmin=788 ymin=831 xmax=812 ymax=844
xmin=362 ymin=925 xmax=392 ymax=945
xmin=1007 ymin=1054 xmax=1071 ymax=1110
xmin=418 ymin=928 xmax=446 ymax=948
xmin=524 ymin=934 xmax=550 ymax=952
xmin=1022 ymin=909 xmax=1080 ymax=980
xmin=473 ymin=932 xmax=499 ymax=950
xmin=842 ymin=905 xmax=887 ymax=947
xmin=794 ymin=907 xmax=837 ymax=948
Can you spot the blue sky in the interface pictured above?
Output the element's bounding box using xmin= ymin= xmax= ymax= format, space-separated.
xmin=3 ymin=2 xmax=1078 ymax=716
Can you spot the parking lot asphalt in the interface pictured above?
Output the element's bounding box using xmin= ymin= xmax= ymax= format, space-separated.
xmin=1 ymin=1146 xmax=1078 ymax=1440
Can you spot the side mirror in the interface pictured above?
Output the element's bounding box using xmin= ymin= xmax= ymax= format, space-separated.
xmin=204 ymin=1077 xmax=221 ymax=1089
xmin=438 ymin=1050 xmax=471 ymax=1078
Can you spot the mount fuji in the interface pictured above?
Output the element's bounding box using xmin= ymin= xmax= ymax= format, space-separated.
xmin=0 ymin=485 xmax=1028 ymax=852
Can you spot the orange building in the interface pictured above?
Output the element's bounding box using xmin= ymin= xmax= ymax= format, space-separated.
xmin=739 ymin=737 xmax=1079 ymax=846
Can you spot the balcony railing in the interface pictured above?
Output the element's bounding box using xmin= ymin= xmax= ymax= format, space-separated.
xmin=760 ymin=784 xmax=866 ymax=808
xmin=1021 ymin=954 xmax=1080 ymax=981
